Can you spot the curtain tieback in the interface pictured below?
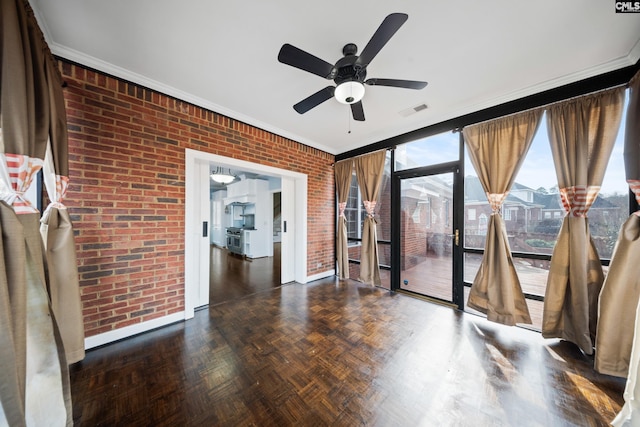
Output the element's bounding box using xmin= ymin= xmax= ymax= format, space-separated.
xmin=364 ymin=215 xmax=379 ymax=225
xmin=559 ymin=185 xmax=600 ymax=217
xmin=363 ymin=200 xmax=376 ymax=218
xmin=0 ymin=153 xmax=43 ymax=214
xmin=0 ymin=184 xmax=24 ymax=207
xmin=41 ymin=201 xmax=67 ymax=223
xmin=55 ymin=175 xmax=70 ymax=200
xmin=486 ymin=193 xmax=506 ymax=214
xmin=41 ymin=175 xmax=70 ymax=222
xmin=338 ymin=201 xmax=347 ymax=218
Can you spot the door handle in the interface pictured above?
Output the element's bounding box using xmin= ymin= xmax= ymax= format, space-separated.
xmin=202 ymin=221 xmax=208 ymax=237
xmin=449 ymin=229 xmax=459 ymax=246
xmin=283 ymin=221 xmax=287 ymax=233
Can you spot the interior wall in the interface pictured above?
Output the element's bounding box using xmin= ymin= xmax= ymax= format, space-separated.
xmin=60 ymin=60 xmax=335 ymax=338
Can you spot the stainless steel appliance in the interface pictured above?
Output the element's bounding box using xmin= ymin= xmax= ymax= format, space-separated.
xmin=226 ymin=227 xmax=243 ymax=255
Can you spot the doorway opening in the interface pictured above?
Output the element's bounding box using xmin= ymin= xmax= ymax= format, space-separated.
xmin=209 ymin=169 xmax=283 ymax=305
xmin=392 ymin=162 xmax=464 ymax=309
xmin=184 ymin=149 xmax=308 ymax=319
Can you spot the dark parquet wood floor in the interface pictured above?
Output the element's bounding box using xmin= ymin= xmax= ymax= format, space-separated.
xmin=209 ymin=244 xmax=281 ymax=306
xmin=70 ymin=256 xmax=626 ymax=426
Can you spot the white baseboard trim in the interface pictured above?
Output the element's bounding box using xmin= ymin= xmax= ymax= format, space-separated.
xmin=84 ymin=311 xmax=185 ymax=350
xmin=305 ymin=269 xmax=336 ymax=283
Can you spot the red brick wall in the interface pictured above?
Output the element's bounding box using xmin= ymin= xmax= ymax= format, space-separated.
xmin=60 ymin=61 xmax=335 ymax=337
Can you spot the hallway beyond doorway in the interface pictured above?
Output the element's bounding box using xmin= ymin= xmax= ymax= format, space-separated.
xmin=209 ymin=243 xmax=282 ymax=305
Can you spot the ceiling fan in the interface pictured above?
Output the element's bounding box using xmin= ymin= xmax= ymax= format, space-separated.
xmin=278 ymin=13 xmax=427 ymax=122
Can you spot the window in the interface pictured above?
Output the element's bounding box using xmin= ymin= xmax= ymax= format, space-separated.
xmin=343 ymin=152 xmax=392 ymax=288
xmin=468 ymin=208 xmax=476 ymax=221
xmin=344 ymin=174 xmax=362 ymax=240
xmin=478 ymin=214 xmax=488 ymax=231
xmin=345 ymin=153 xmax=392 ymax=243
xmin=413 ymin=197 xmax=432 ymax=228
xmin=411 ymin=204 xmax=421 ymax=223
xmin=395 ymin=131 xmax=459 ymax=171
xmin=464 ymin=91 xmax=630 ymax=330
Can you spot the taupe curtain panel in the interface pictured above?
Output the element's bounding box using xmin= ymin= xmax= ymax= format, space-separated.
xmin=334 ymin=159 xmax=353 ymax=280
xmin=612 ymin=299 xmax=640 ymax=427
xmin=610 ymin=71 xmax=640 ymax=427
xmin=354 ymin=150 xmax=386 ymax=285
xmin=463 ymin=110 xmax=542 ymax=325
xmin=0 ymin=0 xmax=77 ymax=425
xmin=597 ymin=72 xmax=640 ymax=381
xmin=542 ymin=87 xmax=624 ymax=356
xmin=40 ymin=56 xmax=85 ymax=364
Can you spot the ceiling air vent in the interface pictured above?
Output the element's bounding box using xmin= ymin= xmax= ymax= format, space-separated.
xmin=399 ymin=103 xmax=428 ymax=117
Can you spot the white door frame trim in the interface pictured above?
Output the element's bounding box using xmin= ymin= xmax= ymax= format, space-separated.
xmin=184 ymin=148 xmax=308 ymax=319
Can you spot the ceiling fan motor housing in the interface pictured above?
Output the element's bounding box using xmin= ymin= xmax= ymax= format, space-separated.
xmin=334 ymin=44 xmax=367 ymax=85
xmin=333 ymin=44 xmax=367 ymax=104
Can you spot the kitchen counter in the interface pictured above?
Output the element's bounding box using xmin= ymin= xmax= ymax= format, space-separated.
xmin=243 ymin=229 xmax=269 ymax=258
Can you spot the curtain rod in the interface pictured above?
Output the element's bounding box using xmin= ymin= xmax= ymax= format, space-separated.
xmin=331 ymin=147 xmax=391 ymax=166
xmin=462 ymin=82 xmax=629 ymax=130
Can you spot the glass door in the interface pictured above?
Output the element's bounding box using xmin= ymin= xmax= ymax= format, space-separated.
xmin=394 ymin=165 xmax=462 ymax=307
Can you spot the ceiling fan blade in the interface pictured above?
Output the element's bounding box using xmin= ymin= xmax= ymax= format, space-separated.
xmin=351 ymin=101 xmax=365 ymax=121
xmin=355 ymin=13 xmax=408 ymax=69
xmin=365 ymin=78 xmax=428 ymax=89
xmin=278 ymin=44 xmax=335 ymax=79
xmin=293 ymin=86 xmax=335 ymax=114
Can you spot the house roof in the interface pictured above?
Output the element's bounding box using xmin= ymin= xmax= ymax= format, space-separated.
xmin=534 ymin=191 xmax=619 ymax=210
xmin=464 ymin=176 xmax=620 ymax=210
xmin=464 ymin=176 xmax=541 ymax=207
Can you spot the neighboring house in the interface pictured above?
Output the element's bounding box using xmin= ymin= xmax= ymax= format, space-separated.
xmin=346 ymin=168 xmax=626 ymax=275
xmin=463 ymin=176 xmax=623 ymax=255
xmin=464 ymin=177 xmax=545 ymax=240
xmin=533 ymin=188 xmax=623 ymax=229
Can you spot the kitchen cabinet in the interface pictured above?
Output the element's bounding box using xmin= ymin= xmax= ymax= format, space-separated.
xmin=225 ymin=178 xmax=261 ymax=200
xmin=243 ymin=230 xmax=255 ymax=258
xmin=224 ymin=178 xmax=273 ymax=258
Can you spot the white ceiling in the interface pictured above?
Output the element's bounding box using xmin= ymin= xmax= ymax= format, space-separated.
xmin=32 ymin=1 xmax=640 ymax=156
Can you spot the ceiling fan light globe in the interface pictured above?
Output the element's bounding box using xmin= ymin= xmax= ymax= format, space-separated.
xmin=334 ymin=81 xmax=365 ymax=105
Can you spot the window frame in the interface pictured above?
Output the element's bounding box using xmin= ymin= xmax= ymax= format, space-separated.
xmin=461 ymin=91 xmax=631 ymax=321
xmin=343 ymin=154 xmax=393 ymax=272
xmin=334 ymin=64 xmax=639 ymax=327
